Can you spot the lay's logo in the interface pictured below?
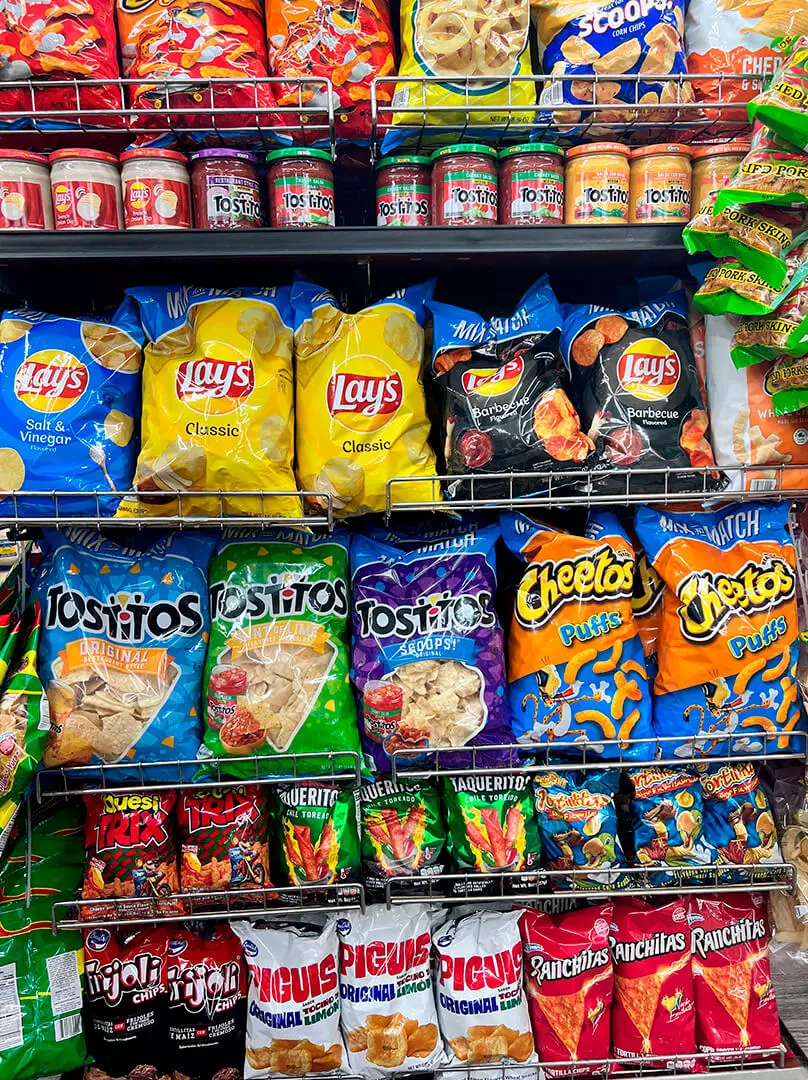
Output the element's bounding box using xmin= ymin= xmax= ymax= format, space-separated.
xmin=15 ymin=352 xmax=88 ymax=413
xmin=176 ymin=356 xmax=254 ymax=413
xmin=461 ymin=356 xmax=524 ymax=397
xmin=616 ymin=337 xmax=680 ymax=402
xmin=327 ymin=358 xmax=403 ymax=434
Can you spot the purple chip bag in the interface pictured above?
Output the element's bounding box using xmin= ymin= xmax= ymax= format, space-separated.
xmin=350 ymin=524 xmax=513 ymax=772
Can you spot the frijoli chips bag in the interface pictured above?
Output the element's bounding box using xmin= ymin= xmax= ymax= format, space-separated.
xmin=635 ymin=502 xmax=803 ymax=756
xmin=275 ymin=782 xmax=360 ymax=889
xmin=503 ymin=510 xmax=655 ymax=758
xmin=359 ymin=779 xmax=445 ymax=902
xmin=749 ymin=36 xmax=808 ymax=151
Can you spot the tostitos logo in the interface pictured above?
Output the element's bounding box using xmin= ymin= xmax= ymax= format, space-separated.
xmin=461 ymin=356 xmax=524 ymax=397
xmin=14 ymin=351 xmax=89 ymax=412
xmin=175 ymin=346 xmax=254 ymax=415
xmin=616 ymin=337 xmax=680 ymax=401
xmin=327 ymin=356 xmax=403 ymax=433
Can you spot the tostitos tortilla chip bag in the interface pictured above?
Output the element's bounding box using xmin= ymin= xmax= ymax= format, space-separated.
xmin=291 ymin=278 xmax=438 ymax=516
xmin=502 ymin=510 xmax=655 ymax=759
xmin=634 ymin=502 xmax=804 ymax=758
xmin=122 ymin=285 xmax=298 ymax=519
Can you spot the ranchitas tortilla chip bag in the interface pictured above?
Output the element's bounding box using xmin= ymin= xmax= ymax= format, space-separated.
xmin=276 ymin=782 xmax=360 ymax=889
xmin=360 ymin=779 xmax=446 ymax=903
xmin=200 ymin=529 xmax=361 ymax=777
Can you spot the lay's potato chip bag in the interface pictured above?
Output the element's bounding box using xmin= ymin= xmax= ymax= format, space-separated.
xmin=635 ymin=502 xmax=804 ymax=757
xmin=503 ymin=510 xmax=655 ymax=759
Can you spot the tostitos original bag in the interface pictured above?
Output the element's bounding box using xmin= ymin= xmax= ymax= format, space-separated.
xmin=635 ymin=502 xmax=804 ymax=757
xmin=502 ymin=510 xmax=655 ymax=759
xmin=292 ymin=279 xmax=438 ymax=516
xmin=123 ymin=286 xmax=298 ymax=519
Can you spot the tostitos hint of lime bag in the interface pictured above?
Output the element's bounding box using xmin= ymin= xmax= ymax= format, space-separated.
xmin=749 ymin=36 xmax=808 ymax=152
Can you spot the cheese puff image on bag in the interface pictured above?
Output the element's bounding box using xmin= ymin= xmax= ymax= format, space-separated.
xmin=502 ymin=510 xmax=655 ymax=759
xmin=291 ymin=278 xmax=438 ymax=516
xmin=634 ymin=501 xmax=805 ymax=758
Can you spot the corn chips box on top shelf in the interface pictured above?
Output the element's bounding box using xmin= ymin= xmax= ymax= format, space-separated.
xmin=291 ymin=278 xmax=438 ymax=516
xmin=123 ymin=285 xmax=298 ymax=519
xmin=276 ymin=782 xmax=361 ymax=889
xmin=200 ymin=528 xmax=361 ymax=777
xmin=360 ymin=779 xmax=446 ymax=903
xmin=749 ymin=36 xmax=808 ymax=151
xmin=0 ymin=301 xmax=142 ymax=516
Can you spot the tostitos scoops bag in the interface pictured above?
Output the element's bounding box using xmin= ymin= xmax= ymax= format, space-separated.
xmin=0 ymin=302 xmax=142 ymax=516
xmin=634 ymin=502 xmax=804 ymax=757
xmin=502 ymin=510 xmax=655 ymax=759
xmin=350 ymin=524 xmax=512 ymax=771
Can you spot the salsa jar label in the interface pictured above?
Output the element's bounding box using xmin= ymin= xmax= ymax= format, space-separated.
xmin=440 ymin=169 xmax=498 ymax=224
xmin=631 ymin=169 xmax=691 ymax=223
xmin=507 ymin=169 xmax=564 ymax=224
xmin=376 ymin=184 xmax=431 ymax=227
xmin=125 ymin=177 xmax=191 ymax=229
xmin=272 ymin=175 xmax=335 ymax=227
xmin=52 ymin=180 xmax=120 ymax=229
xmin=0 ymin=181 xmax=46 ymax=230
xmin=204 ymin=173 xmax=262 ymax=227
xmin=207 ymin=663 xmax=247 ymax=731
xmin=571 ymin=175 xmax=629 ymax=224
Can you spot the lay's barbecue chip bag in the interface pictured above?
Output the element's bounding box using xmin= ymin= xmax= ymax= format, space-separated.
xmin=635 ymin=502 xmax=804 ymax=758
xmin=503 ymin=510 xmax=655 ymax=759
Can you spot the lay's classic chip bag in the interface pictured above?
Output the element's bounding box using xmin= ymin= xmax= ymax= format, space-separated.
xmin=0 ymin=301 xmax=142 ymax=516
xmin=503 ymin=510 xmax=655 ymax=759
xmin=635 ymin=502 xmax=804 ymax=757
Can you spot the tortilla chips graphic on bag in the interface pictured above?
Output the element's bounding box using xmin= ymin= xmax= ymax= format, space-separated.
xmin=634 ymin=502 xmax=804 ymax=757
xmin=177 ymin=785 xmax=271 ymax=898
xmin=502 ymin=510 xmax=655 ymax=759
xmin=629 ymin=766 xmax=714 ymax=876
xmin=700 ymin=762 xmax=781 ymax=870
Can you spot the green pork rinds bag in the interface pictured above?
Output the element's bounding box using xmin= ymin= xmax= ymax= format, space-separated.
xmin=715 ymin=124 xmax=808 ymax=219
xmin=731 ymin=278 xmax=808 ymax=367
xmin=695 ymin=246 xmax=808 ymax=316
xmin=749 ymin=36 xmax=808 ymax=152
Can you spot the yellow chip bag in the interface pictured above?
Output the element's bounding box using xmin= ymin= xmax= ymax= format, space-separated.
xmin=291 ymin=279 xmax=439 ymax=515
xmin=122 ymin=286 xmax=299 ymax=518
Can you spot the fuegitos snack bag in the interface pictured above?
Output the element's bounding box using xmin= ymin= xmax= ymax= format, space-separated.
xmin=502 ymin=510 xmax=655 ymax=758
xmin=521 ymin=903 xmax=613 ymax=1077
xmin=276 ymin=782 xmax=361 ymax=889
xmin=359 ymin=779 xmax=446 ymax=902
xmin=634 ymin=502 xmax=804 ymax=756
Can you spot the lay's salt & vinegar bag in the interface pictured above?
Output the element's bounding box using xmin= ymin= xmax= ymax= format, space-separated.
xmin=502 ymin=510 xmax=655 ymax=759
xmin=635 ymin=502 xmax=804 ymax=757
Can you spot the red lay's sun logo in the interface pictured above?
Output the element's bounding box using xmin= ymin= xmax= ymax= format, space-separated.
xmin=461 ymin=356 xmax=524 ymax=397
xmin=327 ymin=357 xmax=403 ymax=433
xmin=616 ymin=337 xmax=681 ymax=402
xmin=175 ymin=355 xmax=254 ymax=415
xmin=14 ymin=351 xmax=89 ymax=412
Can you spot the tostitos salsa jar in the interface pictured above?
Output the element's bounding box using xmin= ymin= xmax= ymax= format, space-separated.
xmin=629 ymin=144 xmax=691 ymax=224
xmin=499 ymin=143 xmax=564 ymax=225
xmin=376 ymin=155 xmax=431 ymax=227
xmin=266 ymin=147 xmax=335 ymax=228
xmin=564 ymin=143 xmax=630 ymax=225
xmin=432 ymin=143 xmax=498 ymax=227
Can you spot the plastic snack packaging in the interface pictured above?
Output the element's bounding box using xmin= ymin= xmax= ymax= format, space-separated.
xmin=359 ymin=779 xmax=446 ymax=903
xmin=200 ymin=529 xmax=361 ymax=777
xmin=520 ymin=903 xmax=613 ymax=1076
xmin=695 ymin=248 xmax=808 ymax=317
xmin=292 ymin=278 xmax=437 ymax=516
xmin=690 ymin=893 xmax=781 ymax=1057
xmin=429 ymin=276 xmax=595 ymax=498
xmin=732 ymin=279 xmax=808 ymax=366
xmin=338 ymin=905 xmax=444 ymax=1076
xmin=276 ymin=781 xmax=361 ymax=889
xmin=0 ymin=301 xmax=142 ymax=517
xmin=629 ymin=766 xmax=714 ymax=874
xmin=534 ymin=769 xmax=630 ymax=891
xmin=611 ymin=897 xmax=697 ymax=1067
xmin=700 ymin=762 xmax=781 ymax=868
xmin=232 ymin=916 xmax=343 ymax=1078
xmin=563 ymin=290 xmax=723 ymax=491
xmin=36 ymin=528 xmax=213 ymax=773
xmin=177 ymin=785 xmax=271 ymax=898
xmin=634 ymin=502 xmax=804 ymax=757
xmin=433 ymin=909 xmax=537 ymax=1077
xmin=630 ymin=537 xmax=665 ymax=680
xmin=266 ymin=0 xmax=395 ymax=141
xmin=0 ymin=804 xmax=83 ymax=902
xmin=715 ymin=124 xmax=808 ymax=215
xmin=122 ymin=285 xmax=297 ymax=519
xmin=502 ymin=510 xmax=655 ymax=759
xmin=749 ymin=36 xmax=808 ymax=151
xmin=81 ymin=791 xmax=183 ymax=920
xmin=351 ymin=524 xmax=512 ymax=770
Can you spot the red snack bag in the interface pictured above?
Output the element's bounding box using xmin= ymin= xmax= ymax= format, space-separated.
xmin=177 ymin=786 xmax=271 ymax=900
xmin=81 ymin=791 xmax=182 ymax=920
xmin=611 ymin=898 xmax=698 ymax=1069
xmin=691 ymin=893 xmax=781 ymax=1058
xmin=521 ymin=903 xmax=613 ymax=1076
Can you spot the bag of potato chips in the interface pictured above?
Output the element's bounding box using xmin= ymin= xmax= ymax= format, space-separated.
xmin=291 ymin=278 xmax=438 ymax=516
xmin=0 ymin=301 xmax=142 ymax=516
xmin=123 ymin=285 xmax=298 ymax=519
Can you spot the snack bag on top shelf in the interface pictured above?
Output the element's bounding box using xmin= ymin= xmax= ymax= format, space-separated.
xmin=732 ymin=279 xmax=808 ymax=366
xmin=634 ymin=502 xmax=804 ymax=757
xmin=629 ymin=765 xmax=714 ymax=872
xmin=291 ymin=278 xmax=437 ymax=516
xmin=123 ymin=285 xmax=298 ymax=519
xmin=275 ymin=781 xmax=361 ymax=889
xmin=502 ymin=510 xmax=655 ymax=759
xmin=700 ymin=762 xmax=781 ymax=868
xmin=177 ymin=785 xmax=271 ymax=897
xmin=749 ymin=36 xmax=808 ymax=151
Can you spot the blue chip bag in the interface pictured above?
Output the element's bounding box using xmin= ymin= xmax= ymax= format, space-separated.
xmin=700 ymin=763 xmax=781 ymax=873
xmin=630 ymin=765 xmax=715 ymax=877
xmin=0 ymin=300 xmax=143 ymax=516
xmin=35 ymin=527 xmax=216 ymax=777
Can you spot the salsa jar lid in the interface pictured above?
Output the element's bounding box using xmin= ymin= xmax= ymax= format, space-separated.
xmin=190 ymin=148 xmax=258 ymax=164
xmin=499 ymin=142 xmax=565 ymax=160
xmin=0 ymin=149 xmax=49 ymax=165
xmin=376 ymin=154 xmax=432 ymax=170
xmin=431 ymin=142 xmax=497 ymax=162
xmin=630 ymin=143 xmax=691 ymax=160
xmin=50 ymin=148 xmax=119 ymax=165
xmin=566 ymin=142 xmax=630 ymax=160
xmin=691 ymin=139 xmax=752 ymax=160
xmin=120 ymin=148 xmax=188 ymax=164
xmin=266 ymin=147 xmax=333 ymax=164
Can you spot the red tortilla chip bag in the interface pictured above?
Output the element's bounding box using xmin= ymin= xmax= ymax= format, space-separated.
xmin=690 ymin=893 xmax=781 ymax=1059
xmin=177 ymin=786 xmax=271 ymax=900
xmin=521 ymin=903 xmax=613 ymax=1076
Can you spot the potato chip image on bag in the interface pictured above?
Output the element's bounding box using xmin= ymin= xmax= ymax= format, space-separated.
xmin=177 ymin=785 xmax=271 ymax=899
xmin=291 ymin=278 xmax=438 ymax=516
xmin=0 ymin=300 xmax=142 ymax=516
xmin=122 ymin=285 xmax=298 ymax=519
xmin=36 ymin=528 xmax=214 ymax=777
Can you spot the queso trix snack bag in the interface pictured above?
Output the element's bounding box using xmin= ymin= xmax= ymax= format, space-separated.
xmin=635 ymin=502 xmax=803 ymax=757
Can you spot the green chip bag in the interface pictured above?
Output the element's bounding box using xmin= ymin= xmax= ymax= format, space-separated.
xmin=731 ymin=279 xmax=808 ymax=367
xmin=768 ymin=353 xmax=808 ymax=415
xmin=276 ymin=782 xmax=360 ymax=890
xmin=360 ymin=778 xmax=446 ymax=902
xmin=0 ymin=804 xmax=84 ymax=902
xmin=749 ymin=36 xmax=808 ymax=152
xmin=200 ymin=528 xmax=361 ymax=778
xmin=695 ymin=247 xmax=808 ymax=316
xmin=715 ymin=125 xmax=808 ymax=217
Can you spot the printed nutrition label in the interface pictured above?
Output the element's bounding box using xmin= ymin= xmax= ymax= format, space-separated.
xmin=47 ymin=951 xmax=83 ymax=1015
xmin=0 ymin=962 xmax=23 ymax=1052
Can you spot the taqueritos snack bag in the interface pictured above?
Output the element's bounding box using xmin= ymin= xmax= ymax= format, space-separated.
xmin=610 ymin=897 xmax=697 ymax=1068
xmin=749 ymin=36 xmax=808 ymax=151
xmin=276 ymin=782 xmax=361 ymax=889
xmin=359 ymin=779 xmax=445 ymax=902
xmin=520 ymin=903 xmax=613 ymax=1077
xmin=502 ymin=510 xmax=655 ymax=758
xmin=177 ymin=785 xmax=271 ymax=897
xmin=700 ymin=762 xmax=781 ymax=868
xmin=635 ymin=502 xmax=803 ymax=757
xmin=690 ymin=893 xmax=780 ymax=1056
xmin=630 ymin=766 xmax=714 ymax=873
